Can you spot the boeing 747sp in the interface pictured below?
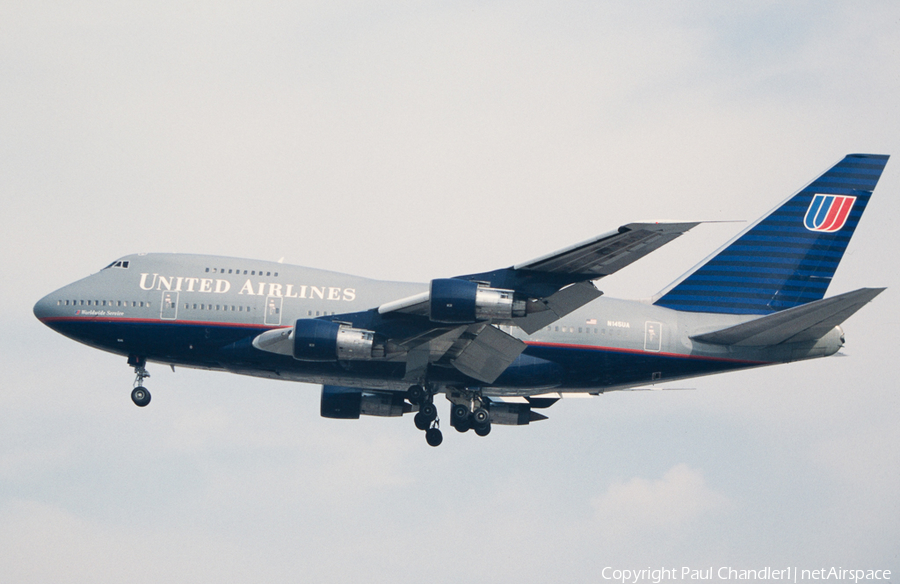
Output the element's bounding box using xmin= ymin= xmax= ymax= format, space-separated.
xmin=34 ymin=154 xmax=889 ymax=446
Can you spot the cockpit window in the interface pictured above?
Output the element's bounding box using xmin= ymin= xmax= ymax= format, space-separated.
xmin=102 ymin=260 xmax=130 ymax=270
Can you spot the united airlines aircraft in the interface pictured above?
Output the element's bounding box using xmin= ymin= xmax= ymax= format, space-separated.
xmin=34 ymin=154 xmax=889 ymax=446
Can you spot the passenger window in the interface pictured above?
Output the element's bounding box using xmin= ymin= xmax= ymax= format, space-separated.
xmin=205 ymin=268 xmax=210 ymax=273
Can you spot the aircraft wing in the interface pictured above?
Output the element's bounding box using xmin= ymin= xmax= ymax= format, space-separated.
xmin=380 ymin=221 xmax=699 ymax=333
xmin=512 ymin=221 xmax=700 ymax=278
xmin=257 ymin=221 xmax=698 ymax=384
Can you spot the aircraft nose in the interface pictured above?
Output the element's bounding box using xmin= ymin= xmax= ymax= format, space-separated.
xmin=34 ymin=290 xmax=65 ymax=326
xmin=34 ymin=294 xmax=52 ymax=320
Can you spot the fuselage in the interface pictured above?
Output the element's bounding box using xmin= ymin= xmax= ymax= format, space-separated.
xmin=33 ymin=253 xmax=844 ymax=395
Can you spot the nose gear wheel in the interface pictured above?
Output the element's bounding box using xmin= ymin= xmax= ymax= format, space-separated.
xmin=128 ymin=355 xmax=151 ymax=407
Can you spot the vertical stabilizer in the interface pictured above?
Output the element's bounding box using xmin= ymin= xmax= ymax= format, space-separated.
xmin=654 ymin=154 xmax=889 ymax=314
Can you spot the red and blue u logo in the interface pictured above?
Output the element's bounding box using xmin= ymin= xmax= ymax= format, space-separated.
xmin=804 ymin=194 xmax=856 ymax=232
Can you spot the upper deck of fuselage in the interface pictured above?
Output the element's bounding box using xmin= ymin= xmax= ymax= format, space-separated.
xmin=33 ymin=252 xmax=427 ymax=331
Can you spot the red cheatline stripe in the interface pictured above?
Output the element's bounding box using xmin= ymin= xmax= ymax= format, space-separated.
xmin=39 ymin=316 xmax=277 ymax=329
xmin=524 ymin=341 xmax=770 ymax=364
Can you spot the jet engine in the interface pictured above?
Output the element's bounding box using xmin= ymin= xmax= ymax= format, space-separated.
xmin=292 ymin=319 xmax=384 ymax=362
xmin=320 ymin=385 xmax=412 ymax=419
xmin=429 ymin=278 xmax=527 ymax=323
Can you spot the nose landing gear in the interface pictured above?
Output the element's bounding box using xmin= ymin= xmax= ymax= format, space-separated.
xmin=128 ymin=355 xmax=151 ymax=407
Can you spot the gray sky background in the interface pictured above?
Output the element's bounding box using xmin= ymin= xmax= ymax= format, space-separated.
xmin=2 ymin=2 xmax=899 ymax=582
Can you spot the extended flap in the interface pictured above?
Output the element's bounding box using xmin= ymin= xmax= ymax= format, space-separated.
xmin=450 ymin=324 xmax=527 ymax=384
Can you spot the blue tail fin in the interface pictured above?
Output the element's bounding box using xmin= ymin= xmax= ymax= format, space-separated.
xmin=654 ymin=154 xmax=889 ymax=315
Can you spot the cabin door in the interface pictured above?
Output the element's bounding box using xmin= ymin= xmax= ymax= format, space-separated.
xmin=160 ymin=291 xmax=179 ymax=320
xmin=265 ymin=296 xmax=283 ymax=326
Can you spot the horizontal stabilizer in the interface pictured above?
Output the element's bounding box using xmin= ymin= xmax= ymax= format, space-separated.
xmin=691 ymin=287 xmax=885 ymax=346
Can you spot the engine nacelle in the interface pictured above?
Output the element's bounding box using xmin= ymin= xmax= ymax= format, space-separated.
xmin=292 ymin=319 xmax=382 ymax=362
xmin=320 ymin=385 xmax=411 ymax=419
xmin=429 ymin=278 xmax=526 ymax=323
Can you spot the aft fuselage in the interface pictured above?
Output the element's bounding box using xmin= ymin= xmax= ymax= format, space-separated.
xmin=33 ymin=253 xmax=843 ymax=395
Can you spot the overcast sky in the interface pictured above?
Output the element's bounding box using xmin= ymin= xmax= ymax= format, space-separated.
xmin=2 ymin=2 xmax=899 ymax=582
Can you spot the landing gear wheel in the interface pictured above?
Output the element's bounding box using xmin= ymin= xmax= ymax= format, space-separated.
xmin=451 ymin=404 xmax=469 ymax=421
xmin=454 ymin=418 xmax=471 ymax=433
xmin=450 ymin=404 xmax=470 ymax=432
xmin=425 ymin=428 xmax=443 ymax=447
xmin=414 ymin=412 xmax=431 ymax=430
xmin=420 ymin=402 xmax=437 ymax=420
xmin=474 ymin=422 xmax=491 ymax=437
xmin=407 ymin=385 xmax=426 ymax=405
xmin=131 ymin=386 xmax=151 ymax=407
xmin=472 ymin=407 xmax=490 ymax=426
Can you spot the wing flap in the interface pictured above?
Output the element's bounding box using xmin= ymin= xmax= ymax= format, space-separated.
xmin=691 ymin=287 xmax=885 ymax=346
xmin=447 ymin=324 xmax=526 ymax=384
xmin=513 ymin=281 xmax=604 ymax=334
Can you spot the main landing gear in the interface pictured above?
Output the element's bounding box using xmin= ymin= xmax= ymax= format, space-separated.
xmin=407 ymin=384 xmax=442 ymax=447
xmin=128 ymin=355 xmax=151 ymax=407
xmin=449 ymin=392 xmax=491 ymax=437
xmin=406 ymin=385 xmax=494 ymax=446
